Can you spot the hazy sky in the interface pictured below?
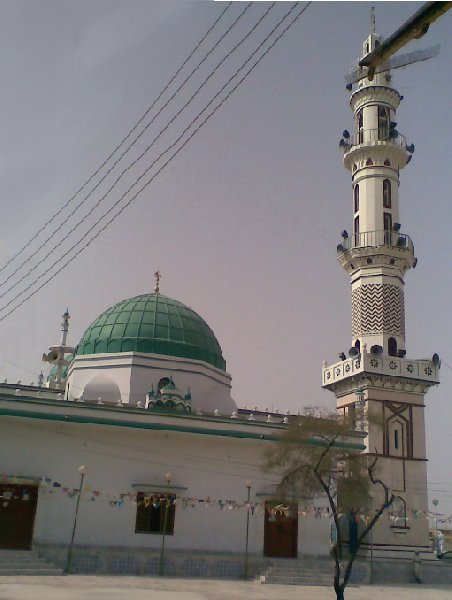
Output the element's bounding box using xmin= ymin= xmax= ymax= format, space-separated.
xmin=0 ymin=2 xmax=451 ymax=516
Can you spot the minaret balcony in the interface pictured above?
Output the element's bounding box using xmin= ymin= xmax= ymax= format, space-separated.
xmin=339 ymin=230 xmax=413 ymax=253
xmin=342 ymin=129 xmax=409 ymax=169
xmin=337 ymin=231 xmax=415 ymax=273
xmin=344 ymin=128 xmax=407 ymax=149
xmin=322 ymin=352 xmax=440 ymax=391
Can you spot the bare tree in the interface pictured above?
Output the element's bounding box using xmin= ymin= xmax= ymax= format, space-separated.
xmin=264 ymin=410 xmax=394 ymax=600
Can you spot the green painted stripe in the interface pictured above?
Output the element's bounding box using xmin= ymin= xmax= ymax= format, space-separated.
xmin=307 ymin=438 xmax=365 ymax=450
xmin=0 ymin=406 xmax=365 ymax=450
xmin=0 ymin=407 xmax=276 ymax=441
xmin=0 ymin=393 xmax=281 ymax=426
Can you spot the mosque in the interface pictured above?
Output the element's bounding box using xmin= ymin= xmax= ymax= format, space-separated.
xmin=0 ymin=272 xmax=336 ymax=577
xmin=0 ymin=24 xmax=449 ymax=583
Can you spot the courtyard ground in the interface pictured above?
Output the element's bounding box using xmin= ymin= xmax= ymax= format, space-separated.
xmin=0 ymin=576 xmax=452 ymax=600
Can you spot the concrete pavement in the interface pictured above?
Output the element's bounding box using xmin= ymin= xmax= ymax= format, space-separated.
xmin=0 ymin=576 xmax=452 ymax=600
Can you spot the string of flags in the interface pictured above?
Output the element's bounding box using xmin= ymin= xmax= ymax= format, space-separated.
xmin=1 ymin=475 xmax=449 ymax=523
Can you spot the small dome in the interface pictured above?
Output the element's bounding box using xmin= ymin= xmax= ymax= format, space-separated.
xmin=76 ymin=294 xmax=226 ymax=370
xmin=160 ymin=377 xmax=177 ymax=393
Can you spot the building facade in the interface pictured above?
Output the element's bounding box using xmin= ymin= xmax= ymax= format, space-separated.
xmin=1 ymin=21 xmax=449 ymax=585
xmin=0 ymin=289 xmax=335 ymax=576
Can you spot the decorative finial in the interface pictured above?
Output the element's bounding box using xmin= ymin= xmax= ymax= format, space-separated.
xmin=370 ymin=6 xmax=376 ymax=34
xmin=154 ymin=270 xmax=161 ymax=294
xmin=61 ymin=308 xmax=70 ymax=331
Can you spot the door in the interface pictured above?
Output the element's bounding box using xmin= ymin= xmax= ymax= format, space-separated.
xmin=264 ymin=501 xmax=298 ymax=558
xmin=0 ymin=485 xmax=38 ymax=549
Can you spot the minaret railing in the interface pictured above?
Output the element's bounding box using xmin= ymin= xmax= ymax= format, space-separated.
xmin=339 ymin=230 xmax=413 ymax=252
xmin=344 ymin=128 xmax=407 ymax=149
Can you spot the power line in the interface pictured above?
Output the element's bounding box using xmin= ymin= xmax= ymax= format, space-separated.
xmin=0 ymin=1 xmax=310 ymax=322
xmin=0 ymin=1 xmax=234 ymax=279
xmin=0 ymin=2 xmax=268 ymax=303
xmin=0 ymin=2 xmax=305 ymax=320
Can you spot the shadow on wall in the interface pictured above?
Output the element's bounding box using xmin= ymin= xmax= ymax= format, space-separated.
xmin=81 ymin=375 xmax=122 ymax=405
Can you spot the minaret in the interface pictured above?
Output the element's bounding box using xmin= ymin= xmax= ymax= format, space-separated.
xmin=42 ymin=308 xmax=75 ymax=390
xmin=323 ymin=25 xmax=440 ymax=561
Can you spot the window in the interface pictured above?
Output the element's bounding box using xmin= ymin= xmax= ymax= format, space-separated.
xmin=157 ymin=377 xmax=170 ymax=394
xmin=378 ymin=106 xmax=390 ymax=140
xmin=384 ymin=212 xmax=392 ymax=244
xmin=383 ymin=179 xmax=391 ymax=208
xmin=354 ymin=339 xmax=360 ymax=352
xmin=354 ymin=185 xmax=359 ymax=213
xmin=354 ymin=215 xmax=360 ymax=237
xmin=384 ymin=159 xmax=391 ymax=166
xmin=135 ymin=492 xmax=176 ymax=535
xmin=388 ymin=337 xmax=397 ymax=357
xmin=387 ymin=418 xmax=405 ymax=458
xmin=366 ymin=158 xmax=373 ymax=166
xmin=356 ymin=109 xmax=363 ymax=144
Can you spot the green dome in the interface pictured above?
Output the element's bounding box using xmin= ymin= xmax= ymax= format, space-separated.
xmin=75 ymin=293 xmax=226 ymax=370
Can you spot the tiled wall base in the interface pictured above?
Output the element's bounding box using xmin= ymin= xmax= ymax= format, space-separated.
xmin=34 ymin=544 xmax=452 ymax=584
xmin=34 ymin=544 xmax=268 ymax=578
xmin=349 ymin=558 xmax=452 ymax=585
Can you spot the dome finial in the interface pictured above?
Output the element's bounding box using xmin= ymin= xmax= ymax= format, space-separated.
xmin=370 ymin=6 xmax=376 ymax=34
xmin=154 ymin=270 xmax=161 ymax=294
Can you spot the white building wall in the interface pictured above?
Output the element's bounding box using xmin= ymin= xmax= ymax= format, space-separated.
xmin=1 ymin=415 xmax=329 ymax=556
xmin=68 ymin=352 xmax=236 ymax=414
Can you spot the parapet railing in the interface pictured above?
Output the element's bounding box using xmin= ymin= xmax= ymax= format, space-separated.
xmin=343 ymin=128 xmax=407 ymax=149
xmin=338 ymin=230 xmax=413 ymax=253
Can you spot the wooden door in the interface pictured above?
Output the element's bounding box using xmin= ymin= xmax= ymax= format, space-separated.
xmin=264 ymin=501 xmax=298 ymax=558
xmin=0 ymin=485 xmax=38 ymax=549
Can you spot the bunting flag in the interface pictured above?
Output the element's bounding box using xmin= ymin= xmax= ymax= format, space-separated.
xmin=1 ymin=474 xmax=449 ymax=521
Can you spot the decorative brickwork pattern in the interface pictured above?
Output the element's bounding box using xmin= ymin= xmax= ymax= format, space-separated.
xmin=352 ymin=284 xmax=405 ymax=337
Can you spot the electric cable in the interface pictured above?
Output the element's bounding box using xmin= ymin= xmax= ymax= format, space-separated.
xmin=0 ymin=2 xmax=270 ymax=303
xmin=0 ymin=2 xmax=246 ymax=289
xmin=0 ymin=1 xmax=232 ymax=276
xmin=0 ymin=1 xmax=311 ymax=322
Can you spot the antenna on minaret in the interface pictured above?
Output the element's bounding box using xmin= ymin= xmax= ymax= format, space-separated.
xmin=61 ymin=308 xmax=70 ymax=348
xmin=370 ymin=6 xmax=376 ymax=34
xmin=154 ymin=270 xmax=161 ymax=294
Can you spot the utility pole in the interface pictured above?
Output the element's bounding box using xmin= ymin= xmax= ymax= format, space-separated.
xmin=360 ymin=2 xmax=452 ymax=79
